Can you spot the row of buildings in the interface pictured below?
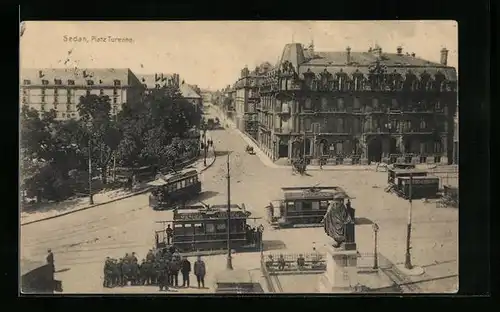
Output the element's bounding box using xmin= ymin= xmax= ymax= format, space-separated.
xmin=20 ymin=68 xmax=202 ymax=120
xmin=216 ymin=43 xmax=459 ymax=165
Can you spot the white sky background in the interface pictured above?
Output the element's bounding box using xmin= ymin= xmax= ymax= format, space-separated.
xmin=20 ymin=21 xmax=458 ymax=91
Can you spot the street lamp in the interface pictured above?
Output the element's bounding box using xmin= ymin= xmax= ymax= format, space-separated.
xmin=372 ymin=223 xmax=379 ymax=269
xmin=272 ymin=140 xmax=277 ymax=161
xmin=405 ymin=174 xmax=414 ymax=269
xmin=86 ymin=121 xmax=94 ymax=205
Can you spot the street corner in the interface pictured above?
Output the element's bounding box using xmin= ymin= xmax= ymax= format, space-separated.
xmin=395 ymin=264 xmax=425 ymax=276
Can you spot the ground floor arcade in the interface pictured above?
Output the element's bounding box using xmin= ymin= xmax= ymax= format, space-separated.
xmin=256 ymin=131 xmax=451 ymax=165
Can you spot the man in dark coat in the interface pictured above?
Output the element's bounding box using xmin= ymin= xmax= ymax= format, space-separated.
xmin=46 ymin=249 xmax=55 ymax=273
xmin=193 ymin=256 xmax=206 ymax=288
xmin=180 ymin=257 xmax=191 ymax=287
xmin=157 ymin=259 xmax=168 ymax=291
xmin=166 ymin=225 xmax=173 ymax=245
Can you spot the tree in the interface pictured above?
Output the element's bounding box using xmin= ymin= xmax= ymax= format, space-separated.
xmin=77 ymin=94 xmax=122 ymax=184
xmin=117 ymin=86 xmax=200 ymax=168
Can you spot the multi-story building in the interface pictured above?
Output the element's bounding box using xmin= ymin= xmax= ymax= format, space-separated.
xmin=20 ymin=68 xmax=144 ymax=120
xmin=453 ymin=104 xmax=458 ymax=164
xmin=136 ymin=73 xmax=180 ymax=94
xmin=179 ymin=81 xmax=202 ymax=109
xmin=258 ymin=43 xmax=458 ymax=165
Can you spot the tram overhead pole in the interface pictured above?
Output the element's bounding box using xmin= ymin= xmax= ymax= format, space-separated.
xmin=226 ymin=153 xmax=233 ymax=270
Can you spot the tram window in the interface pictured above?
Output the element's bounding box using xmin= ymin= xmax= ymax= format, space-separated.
xmin=288 ymin=202 xmax=296 ymax=211
xmin=295 ymin=201 xmax=303 ymax=211
xmin=320 ymin=201 xmax=329 ymax=209
xmin=206 ymin=223 xmax=216 ymax=233
xmin=312 ymin=201 xmax=320 ymax=210
xmin=194 ymin=223 xmax=204 ymax=234
xmin=216 ymin=222 xmax=227 ymax=233
xmin=302 ymin=201 xmax=312 ymax=210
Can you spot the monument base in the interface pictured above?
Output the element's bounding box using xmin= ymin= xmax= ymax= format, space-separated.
xmin=317 ymin=243 xmax=360 ymax=293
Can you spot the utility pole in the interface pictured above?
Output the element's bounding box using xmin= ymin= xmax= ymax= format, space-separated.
xmin=203 ymin=128 xmax=208 ymax=167
xmin=226 ymin=153 xmax=233 ymax=270
xmin=404 ymin=173 xmax=413 ymax=269
xmin=372 ymin=223 xmax=379 ymax=269
xmin=88 ymin=136 xmax=94 ymax=205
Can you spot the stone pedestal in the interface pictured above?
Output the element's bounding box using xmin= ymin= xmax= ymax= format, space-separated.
xmin=411 ymin=156 xmax=420 ymax=165
xmin=426 ymin=157 xmax=435 ymax=164
xmin=360 ymin=158 xmax=369 ymax=165
xmin=343 ymin=158 xmax=352 ymax=165
xmin=318 ymin=245 xmax=359 ymax=293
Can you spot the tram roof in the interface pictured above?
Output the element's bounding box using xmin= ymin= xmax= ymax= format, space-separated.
xmin=147 ymin=168 xmax=198 ymax=186
xmin=281 ymin=186 xmax=351 ymax=201
xmin=389 ymin=168 xmax=428 ymax=174
xmin=173 ymin=204 xmax=251 ymax=221
xmin=398 ymin=175 xmax=439 ymax=180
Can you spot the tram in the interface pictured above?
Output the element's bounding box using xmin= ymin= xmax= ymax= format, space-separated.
xmin=387 ymin=168 xmax=428 ymax=185
xmin=155 ymin=204 xmax=262 ymax=252
xmin=147 ymin=169 xmax=201 ymax=210
xmin=394 ymin=175 xmax=440 ymax=199
xmin=266 ymin=186 xmax=352 ymax=228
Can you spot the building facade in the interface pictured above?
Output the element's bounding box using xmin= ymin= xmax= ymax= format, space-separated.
xmin=20 ymin=68 xmax=144 ymax=120
xmin=136 ymin=73 xmax=180 ymax=95
xmin=258 ymin=43 xmax=458 ymax=165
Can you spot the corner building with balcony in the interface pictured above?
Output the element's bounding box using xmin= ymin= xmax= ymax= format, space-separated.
xmin=258 ymin=43 xmax=457 ymax=165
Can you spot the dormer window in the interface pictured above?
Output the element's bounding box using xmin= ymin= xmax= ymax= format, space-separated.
xmin=23 ymin=79 xmax=31 ymax=85
xmin=68 ymin=80 xmax=75 ymax=85
xmin=114 ymin=80 xmax=121 ymax=86
xmin=54 ymin=79 xmax=62 ymax=85
xmin=87 ymin=80 xmax=94 ymax=86
xmin=42 ymin=80 xmax=49 ymax=85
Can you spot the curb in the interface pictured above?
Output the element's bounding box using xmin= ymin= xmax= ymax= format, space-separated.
xmin=21 ymin=149 xmax=217 ymax=227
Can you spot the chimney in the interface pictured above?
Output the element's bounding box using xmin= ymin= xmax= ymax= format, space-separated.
xmin=38 ymin=70 xmax=43 ymax=78
xmin=397 ymin=46 xmax=403 ymax=55
xmin=440 ymin=48 xmax=449 ymax=66
xmin=346 ymin=46 xmax=351 ymax=64
xmin=411 ymin=52 xmax=416 ymax=57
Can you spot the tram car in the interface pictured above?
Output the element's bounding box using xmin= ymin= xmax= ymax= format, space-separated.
xmin=147 ymin=169 xmax=201 ymax=210
xmin=387 ymin=168 xmax=428 ymax=185
xmin=394 ymin=175 xmax=440 ymax=200
xmin=155 ymin=204 xmax=262 ymax=252
xmin=21 ymin=259 xmax=62 ymax=294
xmin=266 ymin=186 xmax=352 ymax=228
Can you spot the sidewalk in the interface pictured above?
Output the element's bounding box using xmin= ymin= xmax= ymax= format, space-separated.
xmin=21 ymin=152 xmax=217 ymax=226
xmin=212 ymin=106 xmax=454 ymax=172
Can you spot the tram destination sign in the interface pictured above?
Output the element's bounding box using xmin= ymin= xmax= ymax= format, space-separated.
xmin=175 ymin=211 xmax=248 ymax=221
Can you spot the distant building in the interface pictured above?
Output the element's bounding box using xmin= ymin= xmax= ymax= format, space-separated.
xmin=179 ymin=80 xmax=202 ymax=109
xmin=20 ymin=68 xmax=144 ymax=120
xmin=258 ymin=43 xmax=458 ymax=165
xmin=136 ymin=73 xmax=180 ymax=94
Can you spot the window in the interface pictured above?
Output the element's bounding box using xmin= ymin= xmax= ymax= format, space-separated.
xmin=87 ymin=80 xmax=94 ymax=86
xmin=99 ymin=89 xmax=104 ymax=95
xmin=194 ymin=223 xmax=204 ymax=235
xmin=66 ymin=96 xmax=71 ymax=104
xmin=41 ymin=88 xmax=46 ymax=95
xmin=337 ymin=98 xmax=345 ymax=111
xmin=68 ymin=80 xmax=75 ymax=85
xmin=113 ymin=88 xmax=118 ymax=95
xmin=391 ymin=98 xmax=398 ymax=109
xmin=312 ymin=201 xmax=320 ymax=210
xmin=321 ymin=97 xmax=328 ymax=111
xmin=67 ymin=88 xmax=72 ymax=95
xmin=86 ymin=90 xmax=91 ymax=96
xmin=42 ymin=80 xmax=49 ymax=85
xmin=54 ymin=96 xmax=58 ymax=104
xmin=304 ymin=118 xmax=312 ymax=132
xmin=40 ymin=104 xmax=45 ymax=111
xmin=420 ymin=119 xmax=427 ymax=129
xmin=62 ymin=113 xmax=66 ymax=118
xmin=288 ymin=201 xmax=296 ymax=211
xmin=206 ymin=223 xmax=215 ymax=233
xmin=320 ymin=201 xmax=329 ymax=209
xmin=23 ymin=79 xmax=31 ymax=85
xmin=23 ymin=89 xmax=28 ymax=95
xmin=41 ymin=95 xmax=45 ymax=103
xmin=66 ymin=104 xmax=71 ymax=111
xmin=353 ymin=97 xmax=361 ymax=111
xmin=22 ymin=96 xmax=27 ymax=104
xmin=113 ymin=97 xmax=118 ymax=104
xmin=372 ymin=98 xmax=379 ymax=110
xmin=114 ymin=80 xmax=121 ymax=86
xmin=54 ymin=79 xmax=62 ymax=85
xmin=435 ymin=100 xmax=441 ymax=110
xmin=54 ymin=88 xmax=59 ymax=95
xmin=337 ymin=118 xmax=344 ymax=133
xmin=216 ymin=222 xmax=227 ymax=233
xmin=304 ymin=98 xmax=312 ymax=110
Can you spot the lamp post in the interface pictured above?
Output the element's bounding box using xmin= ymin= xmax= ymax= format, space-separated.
xmin=226 ymin=153 xmax=233 ymax=270
xmin=404 ymin=173 xmax=414 ymax=269
xmin=87 ymin=121 xmax=94 ymax=205
xmin=202 ymin=127 xmax=208 ymax=167
xmin=372 ymin=223 xmax=379 ymax=269
xmin=272 ymin=140 xmax=277 ymax=161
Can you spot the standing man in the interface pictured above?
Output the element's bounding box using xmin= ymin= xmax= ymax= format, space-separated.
xmin=46 ymin=249 xmax=55 ymax=273
xmin=165 ymin=224 xmax=173 ymax=245
xmin=180 ymin=256 xmax=191 ymax=288
xmin=194 ymin=255 xmax=206 ymax=288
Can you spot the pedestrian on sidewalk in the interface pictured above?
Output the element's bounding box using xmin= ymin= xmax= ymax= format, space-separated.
xmin=181 ymin=256 xmax=191 ymax=287
xmin=46 ymin=249 xmax=55 ymax=273
xmin=166 ymin=224 xmax=173 ymax=245
xmin=194 ymin=255 xmax=206 ymax=288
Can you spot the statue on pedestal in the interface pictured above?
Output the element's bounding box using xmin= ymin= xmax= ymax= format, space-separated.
xmin=322 ymin=198 xmax=355 ymax=248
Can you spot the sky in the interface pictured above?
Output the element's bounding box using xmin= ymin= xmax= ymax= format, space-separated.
xmin=20 ymin=21 xmax=458 ymax=91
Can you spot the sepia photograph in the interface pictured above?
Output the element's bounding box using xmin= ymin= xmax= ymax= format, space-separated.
xmin=19 ymin=21 xmax=459 ymax=294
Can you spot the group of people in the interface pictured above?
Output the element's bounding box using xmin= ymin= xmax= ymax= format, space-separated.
xmin=103 ymin=247 xmax=207 ymax=291
xmin=245 ymin=224 xmax=264 ymax=247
